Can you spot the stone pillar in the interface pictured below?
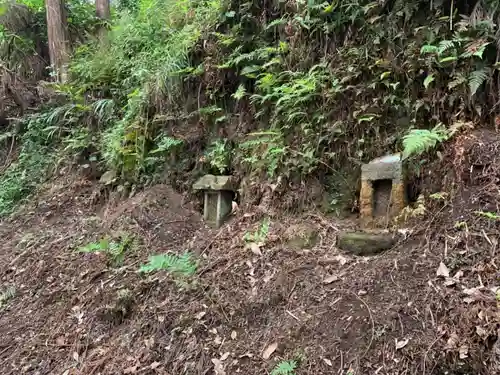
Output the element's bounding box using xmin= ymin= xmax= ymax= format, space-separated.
xmin=360 ymin=180 xmax=374 ymax=227
xmin=391 ymin=181 xmax=406 ymax=217
xmin=216 ymin=191 xmax=234 ymax=228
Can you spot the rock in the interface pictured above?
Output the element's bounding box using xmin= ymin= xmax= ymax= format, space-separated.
xmin=99 ymin=170 xmax=117 ymax=185
xmin=192 ymin=175 xmax=237 ymax=191
xmin=337 ymin=231 xmax=398 ymax=256
xmin=283 ymin=224 xmax=319 ymax=249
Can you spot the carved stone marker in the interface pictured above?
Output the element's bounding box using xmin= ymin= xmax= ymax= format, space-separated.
xmin=193 ymin=175 xmax=237 ymax=228
xmin=360 ymin=153 xmax=405 ymax=227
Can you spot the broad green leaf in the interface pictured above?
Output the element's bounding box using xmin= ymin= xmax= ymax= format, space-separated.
xmin=423 ymin=74 xmax=435 ymax=89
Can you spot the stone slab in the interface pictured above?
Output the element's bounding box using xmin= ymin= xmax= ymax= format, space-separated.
xmin=361 ymin=153 xmax=402 ymax=182
xmin=193 ymin=174 xmax=237 ymax=191
xmin=337 ymin=231 xmax=398 ymax=255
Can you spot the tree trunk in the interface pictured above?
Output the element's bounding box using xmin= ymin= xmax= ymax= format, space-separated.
xmin=45 ymin=0 xmax=70 ymax=82
xmin=95 ymin=0 xmax=110 ymax=38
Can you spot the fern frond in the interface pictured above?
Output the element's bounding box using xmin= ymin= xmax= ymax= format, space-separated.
xmin=265 ymin=17 xmax=288 ymax=30
xmin=448 ymin=72 xmax=467 ymax=89
xmin=402 ymin=124 xmax=450 ymax=159
xmin=232 ymin=84 xmax=247 ymax=100
xmin=438 ymin=40 xmax=455 ymax=55
xmin=468 ymin=68 xmax=489 ymax=96
xmin=270 ymin=360 xmax=297 ymax=375
xmin=139 ymin=252 xmax=197 ymax=276
xmin=420 ymin=44 xmax=438 ymax=55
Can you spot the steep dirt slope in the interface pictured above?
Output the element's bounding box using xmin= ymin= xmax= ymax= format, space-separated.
xmin=0 ymin=144 xmax=499 ymax=375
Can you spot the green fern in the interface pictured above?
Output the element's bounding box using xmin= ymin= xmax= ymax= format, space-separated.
xmin=150 ymin=135 xmax=184 ymax=154
xmin=402 ymin=124 xmax=450 ymax=160
xmin=232 ymin=84 xmax=247 ymax=100
xmin=78 ymin=235 xmax=133 ymax=266
xmin=468 ymin=68 xmax=489 ymax=96
xmin=420 ymin=44 xmax=438 ymax=55
xmin=139 ymin=252 xmax=197 ymax=276
xmin=271 ymin=360 xmax=297 ymax=375
xmin=423 ymin=74 xmax=435 ymax=89
xmin=437 ymin=40 xmax=455 ymax=55
xmin=205 ymin=139 xmax=231 ymax=174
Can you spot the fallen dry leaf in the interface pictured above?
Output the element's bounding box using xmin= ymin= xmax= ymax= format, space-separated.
xmin=436 ymin=262 xmax=450 ymax=277
xmin=395 ymin=338 xmax=409 ymax=350
xmin=262 ymin=342 xmax=278 ymax=359
xmin=335 ymin=255 xmax=348 ymax=266
xmin=459 ymin=345 xmax=469 ymax=359
xmin=445 ymin=333 xmax=459 ymax=350
xmin=476 ymin=326 xmax=487 ymax=339
xmin=323 ymin=275 xmax=339 ymax=284
xmin=248 ymin=242 xmax=262 ymax=256
xmin=123 ymin=366 xmax=137 ymax=374
xmin=211 ymin=358 xmax=226 ymax=375
xmin=195 ymin=311 xmax=206 ymax=320
xmin=150 ymin=362 xmax=161 ymax=369
xmin=220 ymin=352 xmax=230 ymax=361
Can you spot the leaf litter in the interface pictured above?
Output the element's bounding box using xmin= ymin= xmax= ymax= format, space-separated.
xmin=0 ymin=153 xmax=500 ymax=375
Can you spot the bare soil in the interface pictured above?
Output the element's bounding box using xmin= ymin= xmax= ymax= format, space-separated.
xmin=0 ymin=129 xmax=499 ymax=375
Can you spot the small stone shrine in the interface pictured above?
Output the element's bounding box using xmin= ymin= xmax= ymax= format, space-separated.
xmin=193 ymin=175 xmax=237 ymax=228
xmin=360 ymin=153 xmax=406 ymax=227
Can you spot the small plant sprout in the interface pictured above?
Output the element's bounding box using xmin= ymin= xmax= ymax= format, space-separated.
xmin=429 ymin=192 xmax=449 ymax=201
xmin=0 ymin=286 xmax=15 ymax=310
xmin=474 ymin=211 xmax=500 ymax=220
xmin=243 ymin=217 xmax=270 ymax=243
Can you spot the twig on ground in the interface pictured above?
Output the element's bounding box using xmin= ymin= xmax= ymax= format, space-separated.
xmin=422 ymin=335 xmax=443 ymax=375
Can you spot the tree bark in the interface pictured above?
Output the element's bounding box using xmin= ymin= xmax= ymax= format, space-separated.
xmin=95 ymin=0 xmax=110 ymax=38
xmin=45 ymin=0 xmax=70 ymax=82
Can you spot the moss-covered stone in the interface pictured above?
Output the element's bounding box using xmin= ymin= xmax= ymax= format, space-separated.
xmin=283 ymin=224 xmax=319 ymax=250
xmin=337 ymin=231 xmax=397 ymax=256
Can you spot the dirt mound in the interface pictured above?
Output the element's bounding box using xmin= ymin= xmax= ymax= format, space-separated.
xmin=1 ymin=130 xmax=500 ymax=375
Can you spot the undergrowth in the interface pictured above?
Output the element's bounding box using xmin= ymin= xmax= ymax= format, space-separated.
xmin=3 ymin=0 xmax=500 ymax=213
xmin=0 ymin=114 xmax=55 ymax=216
